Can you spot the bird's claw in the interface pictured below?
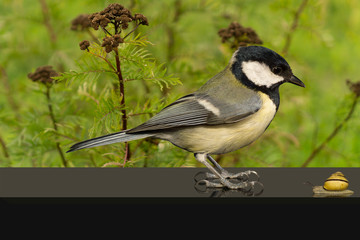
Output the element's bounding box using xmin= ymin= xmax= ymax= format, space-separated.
xmin=194 ymin=178 xmax=264 ymax=196
xmin=194 ymin=169 xmax=260 ymax=181
xmin=226 ymin=170 xmax=260 ymax=182
xmin=194 ymin=169 xmax=263 ymax=196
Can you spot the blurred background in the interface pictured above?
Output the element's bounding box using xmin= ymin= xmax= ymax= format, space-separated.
xmin=1 ymin=0 xmax=360 ymax=167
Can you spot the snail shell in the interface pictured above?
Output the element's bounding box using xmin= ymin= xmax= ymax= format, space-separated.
xmin=310 ymin=171 xmax=354 ymax=197
xmin=323 ymin=171 xmax=349 ymax=191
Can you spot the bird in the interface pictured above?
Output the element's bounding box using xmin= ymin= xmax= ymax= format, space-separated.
xmin=67 ymin=46 xmax=305 ymax=189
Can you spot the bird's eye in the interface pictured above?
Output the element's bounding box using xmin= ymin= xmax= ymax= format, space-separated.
xmin=272 ymin=66 xmax=282 ymax=75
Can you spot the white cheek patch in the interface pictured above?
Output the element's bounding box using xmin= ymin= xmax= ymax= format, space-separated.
xmin=241 ymin=61 xmax=284 ymax=88
xmin=197 ymin=99 xmax=220 ymax=116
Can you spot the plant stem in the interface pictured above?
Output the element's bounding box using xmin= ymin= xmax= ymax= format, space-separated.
xmin=101 ymin=26 xmax=113 ymax=36
xmin=87 ymin=51 xmax=117 ymax=73
xmin=0 ymin=66 xmax=21 ymax=121
xmin=123 ymin=23 xmax=140 ymax=39
xmin=301 ymin=94 xmax=359 ymax=167
xmin=163 ymin=0 xmax=182 ymax=97
xmin=0 ymin=134 xmax=10 ymax=162
xmin=113 ymin=48 xmax=127 ymax=130
xmin=113 ymin=48 xmax=131 ymax=164
xmin=166 ymin=0 xmax=182 ymax=62
xmin=282 ymin=0 xmax=308 ymax=56
xmin=45 ymin=85 xmax=67 ymax=167
xmin=39 ymin=0 xmax=57 ymax=48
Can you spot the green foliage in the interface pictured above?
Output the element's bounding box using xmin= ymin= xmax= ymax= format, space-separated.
xmin=1 ymin=0 xmax=360 ymax=167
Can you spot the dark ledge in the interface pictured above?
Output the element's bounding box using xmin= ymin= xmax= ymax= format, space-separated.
xmin=0 ymin=168 xmax=359 ymax=200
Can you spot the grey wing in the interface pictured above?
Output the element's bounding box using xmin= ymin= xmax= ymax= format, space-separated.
xmin=127 ymin=92 xmax=262 ymax=133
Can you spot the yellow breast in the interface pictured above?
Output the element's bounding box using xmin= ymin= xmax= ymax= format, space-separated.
xmin=175 ymin=92 xmax=277 ymax=154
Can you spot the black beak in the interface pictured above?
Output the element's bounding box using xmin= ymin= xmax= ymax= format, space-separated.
xmin=288 ymin=75 xmax=305 ymax=87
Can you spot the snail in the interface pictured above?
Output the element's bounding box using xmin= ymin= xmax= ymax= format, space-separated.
xmin=306 ymin=171 xmax=354 ymax=197
xmin=323 ymin=171 xmax=349 ymax=191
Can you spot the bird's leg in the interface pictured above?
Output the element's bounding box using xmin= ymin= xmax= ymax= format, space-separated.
xmin=194 ymin=153 xmax=256 ymax=190
xmin=204 ymin=155 xmax=260 ymax=181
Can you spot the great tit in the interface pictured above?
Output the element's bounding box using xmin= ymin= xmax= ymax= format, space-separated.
xmin=67 ymin=46 xmax=305 ymax=189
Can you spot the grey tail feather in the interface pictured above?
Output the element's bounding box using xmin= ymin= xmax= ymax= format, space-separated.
xmin=66 ymin=131 xmax=154 ymax=153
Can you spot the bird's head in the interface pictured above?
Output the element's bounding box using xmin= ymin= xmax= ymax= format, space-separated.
xmin=230 ymin=46 xmax=305 ymax=91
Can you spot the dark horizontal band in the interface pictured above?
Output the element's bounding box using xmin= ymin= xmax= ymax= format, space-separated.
xmin=325 ymin=179 xmax=348 ymax=183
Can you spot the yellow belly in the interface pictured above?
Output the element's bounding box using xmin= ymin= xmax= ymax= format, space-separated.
xmin=170 ymin=92 xmax=277 ymax=154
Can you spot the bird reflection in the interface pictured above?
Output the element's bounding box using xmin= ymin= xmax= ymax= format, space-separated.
xmin=194 ymin=171 xmax=264 ymax=197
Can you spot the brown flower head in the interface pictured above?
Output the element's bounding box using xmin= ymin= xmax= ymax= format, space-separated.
xmin=27 ymin=66 xmax=59 ymax=86
xmin=79 ymin=40 xmax=90 ymax=50
xmin=346 ymin=79 xmax=360 ymax=97
xmin=113 ymin=34 xmax=124 ymax=44
xmin=134 ymin=13 xmax=149 ymax=26
xmin=88 ymin=3 xmax=148 ymax=35
xmin=89 ymin=3 xmax=133 ymax=34
xmin=70 ymin=14 xmax=91 ymax=31
xmin=218 ymin=22 xmax=263 ymax=49
xmin=101 ymin=35 xmax=124 ymax=53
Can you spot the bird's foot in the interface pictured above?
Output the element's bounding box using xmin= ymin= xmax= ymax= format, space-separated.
xmin=194 ymin=169 xmax=263 ymax=195
xmin=194 ymin=169 xmax=260 ymax=182
xmin=194 ymin=178 xmax=264 ymax=196
xmin=196 ymin=178 xmax=260 ymax=189
xmin=193 ymin=154 xmax=263 ymax=195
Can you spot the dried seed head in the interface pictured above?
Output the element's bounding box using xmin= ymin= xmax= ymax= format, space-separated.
xmin=101 ymin=36 xmax=111 ymax=46
xmin=218 ymin=22 xmax=263 ymax=49
xmin=119 ymin=15 xmax=132 ymax=23
xmin=88 ymin=13 xmax=100 ymax=30
xmin=27 ymin=66 xmax=59 ymax=86
xmin=346 ymin=79 xmax=360 ymax=97
xmin=100 ymin=35 xmax=124 ymax=53
xmin=79 ymin=40 xmax=90 ymax=50
xmin=113 ymin=34 xmax=124 ymax=44
xmin=121 ymin=22 xmax=129 ymax=30
xmin=88 ymin=3 xmax=148 ymax=35
xmin=105 ymin=45 xmax=113 ymax=53
xmin=134 ymin=13 xmax=149 ymax=26
xmin=70 ymin=14 xmax=91 ymax=31
xmin=89 ymin=3 xmax=135 ymax=34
